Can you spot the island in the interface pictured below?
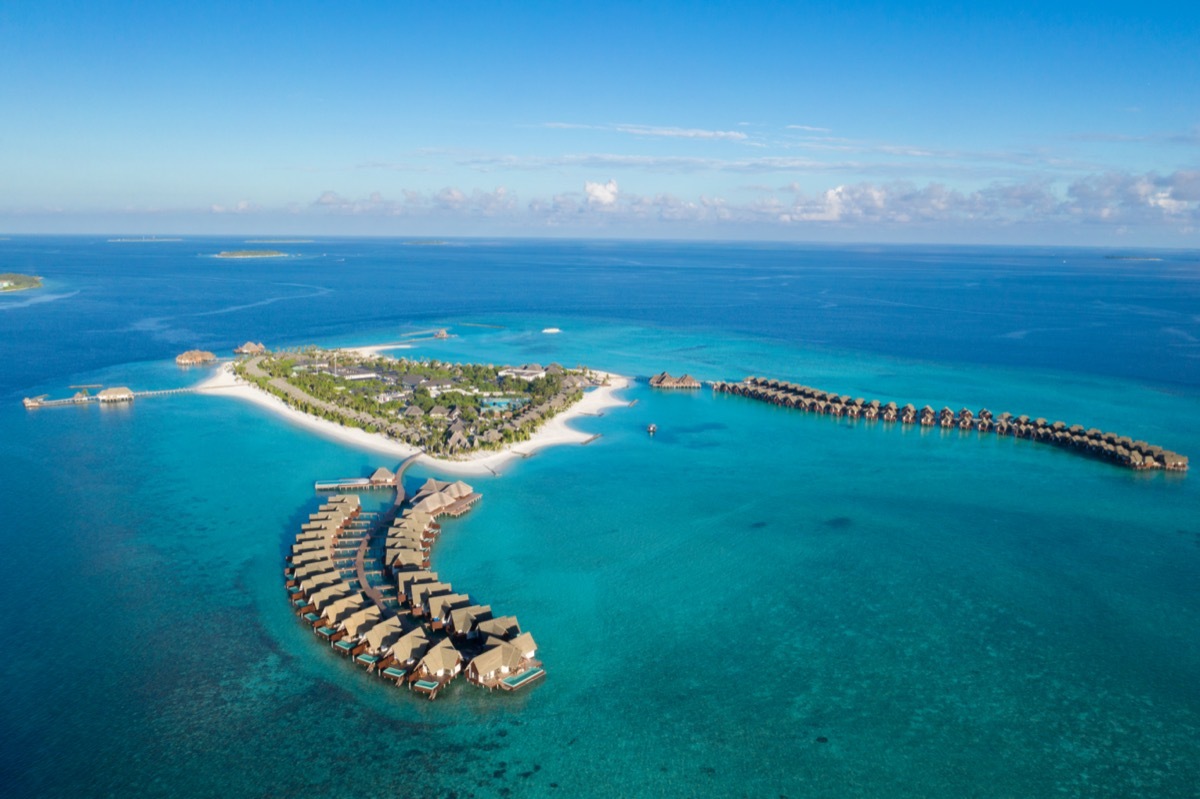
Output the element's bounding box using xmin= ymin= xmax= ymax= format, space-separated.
xmin=0 ymin=273 xmax=42 ymax=292
xmin=215 ymin=250 xmax=287 ymax=259
xmin=203 ymin=346 xmax=624 ymax=470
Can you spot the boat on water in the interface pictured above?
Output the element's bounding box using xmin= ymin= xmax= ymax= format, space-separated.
xmin=647 ymin=423 xmax=657 ymax=436
xmin=542 ymin=327 xmax=562 ymax=334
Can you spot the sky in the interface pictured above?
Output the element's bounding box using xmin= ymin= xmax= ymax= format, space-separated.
xmin=1 ymin=1 xmax=1198 ymax=244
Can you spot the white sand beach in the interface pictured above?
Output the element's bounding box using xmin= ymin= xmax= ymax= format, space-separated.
xmin=196 ymin=361 xmax=628 ymax=476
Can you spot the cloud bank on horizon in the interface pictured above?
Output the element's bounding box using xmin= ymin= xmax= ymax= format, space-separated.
xmin=1 ymin=1 xmax=1198 ymax=245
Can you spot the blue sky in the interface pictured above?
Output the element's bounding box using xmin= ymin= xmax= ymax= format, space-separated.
xmin=1 ymin=1 xmax=1198 ymax=244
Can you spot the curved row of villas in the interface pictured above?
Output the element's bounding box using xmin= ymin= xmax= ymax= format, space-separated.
xmin=284 ymin=477 xmax=544 ymax=701
xmin=713 ymin=377 xmax=1188 ymax=472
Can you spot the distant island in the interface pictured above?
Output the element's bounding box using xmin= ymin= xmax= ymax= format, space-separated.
xmin=215 ymin=250 xmax=287 ymax=259
xmin=0 ymin=273 xmax=42 ymax=292
xmin=245 ymin=239 xmax=314 ymax=244
xmin=1105 ymin=255 xmax=1164 ymax=262
xmin=402 ymin=240 xmax=449 ymax=247
xmin=108 ymin=237 xmax=184 ymax=243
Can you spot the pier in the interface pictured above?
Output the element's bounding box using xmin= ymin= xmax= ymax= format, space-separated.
xmin=23 ymin=386 xmax=203 ymax=409
xmin=713 ymin=377 xmax=1189 ymax=473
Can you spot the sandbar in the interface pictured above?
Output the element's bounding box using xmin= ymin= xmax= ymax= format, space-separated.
xmin=196 ymin=360 xmax=628 ymax=476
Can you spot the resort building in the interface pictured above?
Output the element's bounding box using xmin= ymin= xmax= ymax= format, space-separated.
xmin=175 ymin=349 xmax=216 ymax=366
xmin=649 ymin=372 xmax=702 ymax=389
xmin=97 ymin=387 xmax=135 ymax=403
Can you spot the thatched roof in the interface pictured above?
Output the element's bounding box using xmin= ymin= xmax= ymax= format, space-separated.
xmin=363 ymin=617 xmax=405 ymax=651
xmin=418 ymin=638 xmax=462 ymax=675
xmin=428 ymin=593 xmax=471 ymax=619
xmin=370 ymin=466 xmax=395 ymax=484
xmin=449 ymin=604 xmax=492 ymax=633
xmin=510 ymin=631 xmax=538 ymax=658
xmin=390 ymin=627 xmax=430 ymax=662
xmin=342 ymin=606 xmax=382 ymax=637
xmin=476 ymin=615 xmax=521 ymax=639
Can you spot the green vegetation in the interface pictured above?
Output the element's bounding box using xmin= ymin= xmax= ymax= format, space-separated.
xmin=0 ymin=273 xmax=42 ymax=292
xmin=233 ymin=346 xmax=596 ymax=457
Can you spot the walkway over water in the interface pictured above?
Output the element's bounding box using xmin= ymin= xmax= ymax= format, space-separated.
xmin=351 ymin=452 xmax=422 ymax=611
xmin=22 ymin=386 xmax=206 ymax=408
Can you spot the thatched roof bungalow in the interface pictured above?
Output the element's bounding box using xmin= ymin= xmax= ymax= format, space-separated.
xmin=649 ymin=372 xmax=702 ymax=389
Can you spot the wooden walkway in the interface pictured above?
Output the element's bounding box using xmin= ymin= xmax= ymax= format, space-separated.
xmin=23 ymin=387 xmax=203 ymax=408
xmin=353 ymin=452 xmax=423 ymax=611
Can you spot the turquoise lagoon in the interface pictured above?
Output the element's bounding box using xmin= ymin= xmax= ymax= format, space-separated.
xmin=1 ymin=238 xmax=1198 ymax=797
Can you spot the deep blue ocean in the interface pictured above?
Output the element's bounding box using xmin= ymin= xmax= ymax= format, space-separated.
xmin=1 ymin=237 xmax=1198 ymax=798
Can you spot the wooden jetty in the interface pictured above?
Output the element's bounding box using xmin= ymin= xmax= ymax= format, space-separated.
xmin=23 ymin=386 xmax=201 ymax=409
xmin=713 ymin=376 xmax=1189 ymax=473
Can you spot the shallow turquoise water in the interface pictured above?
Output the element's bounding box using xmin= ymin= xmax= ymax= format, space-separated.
xmin=1 ymin=239 xmax=1198 ymax=797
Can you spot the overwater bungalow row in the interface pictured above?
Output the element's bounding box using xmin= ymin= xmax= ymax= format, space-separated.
xmin=286 ymin=472 xmax=544 ymax=699
xmin=713 ymin=377 xmax=1188 ymax=473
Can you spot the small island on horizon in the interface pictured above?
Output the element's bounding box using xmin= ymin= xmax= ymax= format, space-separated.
xmin=215 ymin=250 xmax=288 ymax=259
xmin=0 ymin=273 xmax=42 ymax=292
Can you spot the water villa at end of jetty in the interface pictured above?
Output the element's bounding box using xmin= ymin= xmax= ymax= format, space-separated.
xmin=285 ymin=467 xmax=543 ymax=701
xmin=175 ymin=350 xmax=216 ymax=366
xmin=713 ymin=377 xmax=1189 ymax=473
xmin=649 ymin=372 xmax=701 ymax=389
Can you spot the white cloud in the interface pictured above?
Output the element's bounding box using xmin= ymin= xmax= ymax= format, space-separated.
xmin=613 ymin=124 xmax=747 ymax=141
xmin=786 ymin=124 xmax=831 ymax=133
xmin=210 ymin=200 xmax=261 ymax=214
xmin=585 ymin=179 xmax=619 ymax=206
xmin=543 ymin=121 xmax=748 ymax=141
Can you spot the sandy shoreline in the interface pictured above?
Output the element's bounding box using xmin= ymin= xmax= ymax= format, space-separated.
xmin=195 ymin=361 xmax=629 ymax=476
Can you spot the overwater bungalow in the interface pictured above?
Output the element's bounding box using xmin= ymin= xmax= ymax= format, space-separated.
xmin=649 ymin=372 xmax=702 ymax=389
xmin=476 ymin=615 xmax=522 ymax=640
xmin=389 ymin=547 xmax=429 ymax=571
xmin=410 ymin=639 xmax=463 ymax=699
xmin=334 ymin=606 xmax=383 ymax=655
xmin=427 ymin=593 xmax=471 ymax=629
xmin=467 ymin=632 xmax=543 ymax=691
xmin=357 ymin=617 xmax=406 ymax=670
xmin=97 ymin=387 xmax=134 ymax=403
xmin=175 ymin=349 xmax=217 ymax=366
xmin=411 ymin=582 xmax=453 ymax=615
xmin=397 ymin=570 xmax=438 ymax=600
xmin=410 ymin=478 xmax=481 ymax=518
xmin=448 ymin=604 xmax=493 ymax=638
xmin=306 ymin=584 xmax=353 ymax=616
xmin=379 ymin=628 xmax=431 ymax=682
xmin=369 ymin=467 xmax=396 ymax=487
xmin=320 ymin=593 xmax=369 ymax=629
xmin=919 ymin=405 xmax=936 ymax=426
xmin=234 ymin=341 xmax=267 ymax=355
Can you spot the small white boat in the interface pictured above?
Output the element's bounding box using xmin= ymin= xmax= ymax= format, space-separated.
xmin=542 ymin=327 xmax=562 ymax=334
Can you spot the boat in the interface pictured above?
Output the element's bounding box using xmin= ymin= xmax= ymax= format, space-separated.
xmin=542 ymin=327 xmax=562 ymax=334
xmin=647 ymin=423 xmax=657 ymax=436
